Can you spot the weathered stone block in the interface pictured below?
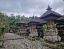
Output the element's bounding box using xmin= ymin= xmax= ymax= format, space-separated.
xmin=43 ymin=36 xmax=61 ymax=42
xmin=43 ymin=29 xmax=61 ymax=42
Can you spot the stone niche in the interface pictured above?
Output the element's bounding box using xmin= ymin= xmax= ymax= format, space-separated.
xmin=43 ymin=29 xmax=61 ymax=42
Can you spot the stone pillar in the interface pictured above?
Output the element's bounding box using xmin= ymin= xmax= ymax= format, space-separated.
xmin=43 ymin=29 xmax=61 ymax=42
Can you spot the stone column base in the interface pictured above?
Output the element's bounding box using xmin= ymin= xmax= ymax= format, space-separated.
xmin=43 ymin=36 xmax=61 ymax=42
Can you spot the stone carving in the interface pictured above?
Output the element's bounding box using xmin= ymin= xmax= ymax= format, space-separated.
xmin=29 ymin=29 xmax=38 ymax=37
xmin=44 ymin=36 xmax=61 ymax=42
xmin=43 ymin=29 xmax=61 ymax=42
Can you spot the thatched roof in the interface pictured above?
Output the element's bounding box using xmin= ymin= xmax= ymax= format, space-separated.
xmin=40 ymin=5 xmax=62 ymax=19
xmin=17 ymin=20 xmax=27 ymax=24
xmin=28 ymin=16 xmax=46 ymax=24
xmin=57 ymin=15 xmax=64 ymax=21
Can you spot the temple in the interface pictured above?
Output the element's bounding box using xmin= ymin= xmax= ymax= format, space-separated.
xmin=17 ymin=20 xmax=27 ymax=36
xmin=40 ymin=5 xmax=62 ymax=28
xmin=56 ymin=15 xmax=64 ymax=41
xmin=15 ymin=5 xmax=64 ymax=42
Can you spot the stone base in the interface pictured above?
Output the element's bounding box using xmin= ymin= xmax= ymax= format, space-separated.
xmin=43 ymin=36 xmax=61 ymax=42
xmin=29 ymin=33 xmax=38 ymax=37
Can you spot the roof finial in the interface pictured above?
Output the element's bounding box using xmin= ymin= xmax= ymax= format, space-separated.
xmin=46 ymin=5 xmax=52 ymax=10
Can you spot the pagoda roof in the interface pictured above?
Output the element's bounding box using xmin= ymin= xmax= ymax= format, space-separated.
xmin=17 ymin=20 xmax=27 ymax=24
xmin=28 ymin=16 xmax=46 ymax=24
xmin=57 ymin=15 xmax=64 ymax=21
xmin=40 ymin=5 xmax=62 ymax=19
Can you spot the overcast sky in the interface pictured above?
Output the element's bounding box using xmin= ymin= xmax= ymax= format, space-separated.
xmin=0 ymin=0 xmax=64 ymax=17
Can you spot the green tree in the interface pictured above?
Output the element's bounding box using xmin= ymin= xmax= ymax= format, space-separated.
xmin=0 ymin=11 xmax=29 ymax=35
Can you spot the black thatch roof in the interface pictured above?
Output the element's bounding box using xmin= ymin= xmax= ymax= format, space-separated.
xmin=28 ymin=16 xmax=46 ymax=24
xmin=57 ymin=15 xmax=64 ymax=21
xmin=55 ymin=15 xmax=64 ymax=23
xmin=17 ymin=20 xmax=27 ymax=24
xmin=40 ymin=5 xmax=62 ymax=19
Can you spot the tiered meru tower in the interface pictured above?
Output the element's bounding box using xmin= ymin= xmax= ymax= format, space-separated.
xmin=40 ymin=5 xmax=62 ymax=28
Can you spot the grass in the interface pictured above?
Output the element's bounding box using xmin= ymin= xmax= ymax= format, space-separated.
xmin=40 ymin=40 xmax=64 ymax=49
xmin=0 ymin=38 xmax=5 ymax=40
xmin=44 ymin=34 xmax=49 ymax=36
xmin=0 ymin=45 xmax=4 ymax=48
xmin=53 ymin=42 xmax=64 ymax=49
xmin=28 ymin=37 xmax=38 ymax=41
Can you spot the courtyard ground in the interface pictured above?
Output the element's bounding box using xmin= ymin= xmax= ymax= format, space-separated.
xmin=0 ymin=33 xmax=52 ymax=49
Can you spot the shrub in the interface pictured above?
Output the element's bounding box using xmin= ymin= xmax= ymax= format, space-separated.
xmin=40 ymin=38 xmax=44 ymax=42
xmin=0 ymin=45 xmax=4 ymax=48
xmin=44 ymin=34 xmax=48 ymax=36
xmin=42 ymin=24 xmax=47 ymax=29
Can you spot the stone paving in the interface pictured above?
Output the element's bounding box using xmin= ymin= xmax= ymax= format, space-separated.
xmin=1 ymin=33 xmax=52 ymax=49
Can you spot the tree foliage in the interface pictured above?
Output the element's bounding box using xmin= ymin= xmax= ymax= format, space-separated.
xmin=0 ymin=11 xmax=29 ymax=35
